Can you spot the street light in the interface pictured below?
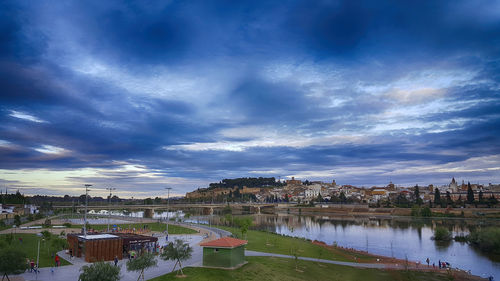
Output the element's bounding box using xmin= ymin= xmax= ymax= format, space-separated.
xmin=165 ymin=187 xmax=172 ymax=240
xmin=83 ymin=184 xmax=92 ymax=237
xmin=106 ymin=187 xmax=116 ymax=232
xmin=35 ymin=233 xmax=42 ymax=280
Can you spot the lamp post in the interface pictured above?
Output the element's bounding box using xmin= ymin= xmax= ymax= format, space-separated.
xmin=106 ymin=187 xmax=116 ymax=232
xmin=165 ymin=187 xmax=172 ymax=240
xmin=83 ymin=184 xmax=92 ymax=237
xmin=35 ymin=233 xmax=42 ymax=280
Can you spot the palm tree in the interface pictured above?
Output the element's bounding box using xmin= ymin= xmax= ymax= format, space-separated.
xmin=160 ymin=239 xmax=193 ymax=277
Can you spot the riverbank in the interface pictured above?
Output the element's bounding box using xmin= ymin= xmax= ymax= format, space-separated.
xmin=216 ymin=225 xmax=376 ymax=263
xmin=212 ymin=224 xmax=489 ymax=279
xmin=149 ymin=256 xmax=485 ymax=281
xmin=278 ymin=205 xmax=500 ymax=219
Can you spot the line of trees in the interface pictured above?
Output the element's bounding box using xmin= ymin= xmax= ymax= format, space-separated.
xmin=0 ymin=190 xmax=29 ymax=205
xmin=208 ymin=177 xmax=284 ymax=190
xmin=432 ymin=182 xmax=498 ymax=208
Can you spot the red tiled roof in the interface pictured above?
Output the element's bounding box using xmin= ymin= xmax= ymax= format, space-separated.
xmin=200 ymin=237 xmax=247 ymax=248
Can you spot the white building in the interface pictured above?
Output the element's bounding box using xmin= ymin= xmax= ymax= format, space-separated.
xmin=304 ymin=184 xmax=322 ymax=199
xmin=0 ymin=204 xmax=15 ymax=214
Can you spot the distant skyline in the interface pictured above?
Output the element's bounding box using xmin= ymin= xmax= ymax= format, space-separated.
xmin=1 ymin=1 xmax=499 ymax=198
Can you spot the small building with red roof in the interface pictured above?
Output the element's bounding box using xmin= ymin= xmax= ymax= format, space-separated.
xmin=200 ymin=237 xmax=247 ymax=269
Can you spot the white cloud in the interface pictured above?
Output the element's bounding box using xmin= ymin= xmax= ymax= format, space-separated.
xmin=34 ymin=145 xmax=69 ymax=155
xmin=10 ymin=110 xmax=47 ymax=123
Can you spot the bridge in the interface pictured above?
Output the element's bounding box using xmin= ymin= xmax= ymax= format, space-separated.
xmin=52 ymin=203 xmax=280 ymax=217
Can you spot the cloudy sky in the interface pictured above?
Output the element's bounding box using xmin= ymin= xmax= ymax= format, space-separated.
xmin=1 ymin=1 xmax=499 ymax=198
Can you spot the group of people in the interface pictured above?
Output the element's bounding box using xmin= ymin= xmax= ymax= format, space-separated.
xmin=27 ymin=259 xmax=39 ymax=273
xmin=423 ymin=257 xmax=450 ymax=269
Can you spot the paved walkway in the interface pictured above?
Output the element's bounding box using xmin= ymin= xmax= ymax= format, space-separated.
xmin=245 ymin=250 xmax=439 ymax=271
xmin=19 ymin=234 xmax=204 ymax=281
xmin=246 ymin=250 xmax=388 ymax=269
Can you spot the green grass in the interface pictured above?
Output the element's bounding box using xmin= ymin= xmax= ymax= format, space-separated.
xmin=0 ymin=224 xmax=10 ymax=231
xmin=149 ymin=256 xmax=450 ymax=281
xmin=75 ymin=222 xmax=197 ymax=234
xmin=216 ymin=226 xmax=375 ymax=263
xmin=0 ymin=233 xmax=71 ymax=268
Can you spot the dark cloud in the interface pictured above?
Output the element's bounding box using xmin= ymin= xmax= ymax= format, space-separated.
xmin=0 ymin=0 xmax=499 ymax=195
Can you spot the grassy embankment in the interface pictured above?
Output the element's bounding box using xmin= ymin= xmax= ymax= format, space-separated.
xmin=149 ymin=256 xmax=454 ymax=281
xmin=0 ymin=233 xmax=71 ymax=267
xmin=51 ymin=222 xmax=197 ymax=234
xmin=216 ymin=225 xmax=377 ymax=263
xmin=87 ymin=222 xmax=197 ymax=234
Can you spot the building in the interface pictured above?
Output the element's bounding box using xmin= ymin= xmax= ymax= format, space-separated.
xmin=240 ymin=186 xmax=261 ymax=195
xmin=304 ymin=184 xmax=322 ymax=199
xmin=200 ymin=237 xmax=247 ymax=269
xmin=286 ymin=177 xmax=302 ymax=186
xmin=67 ymin=233 xmax=158 ymax=262
xmin=449 ymin=177 xmax=458 ymax=192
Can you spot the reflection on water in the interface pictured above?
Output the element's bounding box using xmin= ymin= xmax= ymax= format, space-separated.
xmin=206 ymin=214 xmax=500 ymax=279
xmin=259 ymin=215 xmax=500 ymax=279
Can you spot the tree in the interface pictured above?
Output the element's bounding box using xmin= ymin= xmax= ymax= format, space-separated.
xmin=446 ymin=191 xmax=453 ymax=206
xmin=414 ymin=185 xmax=423 ymax=206
xmin=160 ymin=239 xmax=193 ymax=277
xmin=420 ymin=206 xmax=432 ymax=217
xmin=79 ymin=261 xmax=120 ymax=281
xmin=339 ymin=192 xmax=347 ymax=203
xmin=126 ymin=252 xmax=157 ymax=281
xmin=13 ymin=215 xmax=21 ymax=227
xmin=467 ymin=182 xmax=474 ymax=204
xmin=478 ymin=190 xmax=484 ymax=203
xmin=51 ymin=237 xmax=69 ymax=252
xmin=434 ymin=188 xmax=441 ymax=206
xmin=488 ymin=194 xmax=498 ymax=206
xmin=433 ymin=227 xmax=452 ymax=241
xmin=0 ymin=247 xmax=26 ymax=281
xmin=316 ymin=194 xmax=323 ymax=203
xmin=235 ymin=217 xmax=252 ymax=239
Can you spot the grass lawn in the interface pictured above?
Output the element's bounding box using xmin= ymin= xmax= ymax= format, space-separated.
xmin=0 ymin=224 xmax=10 ymax=231
xmin=95 ymin=222 xmax=197 ymax=234
xmin=215 ymin=226 xmax=376 ymax=263
xmin=0 ymin=233 xmax=71 ymax=268
xmin=72 ymin=222 xmax=197 ymax=234
xmin=149 ymin=256 xmax=451 ymax=281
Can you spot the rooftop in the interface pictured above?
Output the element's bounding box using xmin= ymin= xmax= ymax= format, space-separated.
xmin=200 ymin=237 xmax=247 ymax=248
xmin=77 ymin=234 xmax=118 ymax=240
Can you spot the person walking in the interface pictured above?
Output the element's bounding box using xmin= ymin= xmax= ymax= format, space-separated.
xmin=426 ymin=257 xmax=430 ymax=266
xmin=30 ymin=259 xmax=35 ymax=272
xmin=55 ymin=255 xmax=60 ymax=267
xmin=438 ymin=259 xmax=441 ymax=269
xmin=114 ymin=256 xmax=118 ymax=266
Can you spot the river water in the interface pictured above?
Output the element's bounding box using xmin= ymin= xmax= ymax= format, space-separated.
xmin=249 ymin=214 xmax=500 ymax=279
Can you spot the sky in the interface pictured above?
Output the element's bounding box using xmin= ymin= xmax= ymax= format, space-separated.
xmin=0 ymin=1 xmax=499 ymax=198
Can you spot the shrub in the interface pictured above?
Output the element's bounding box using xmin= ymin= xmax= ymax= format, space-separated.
xmin=420 ymin=207 xmax=432 ymax=217
xmin=433 ymin=226 xmax=452 ymax=241
xmin=468 ymin=227 xmax=500 ymax=254
xmin=79 ymin=261 xmax=120 ymax=281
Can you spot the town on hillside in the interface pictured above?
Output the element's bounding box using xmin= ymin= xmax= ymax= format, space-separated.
xmin=186 ymin=177 xmax=500 ymax=207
